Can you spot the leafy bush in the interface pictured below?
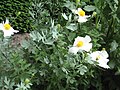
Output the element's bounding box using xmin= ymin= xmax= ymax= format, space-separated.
xmin=0 ymin=0 xmax=120 ymax=90
xmin=0 ymin=0 xmax=34 ymax=32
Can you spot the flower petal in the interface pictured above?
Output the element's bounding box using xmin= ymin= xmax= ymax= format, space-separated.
xmin=5 ymin=19 xmax=9 ymax=24
xmin=98 ymin=61 xmax=110 ymax=68
xmin=69 ymin=47 xmax=79 ymax=54
xmin=3 ymin=31 xmax=14 ymax=37
xmin=0 ymin=23 xmax=4 ymax=30
xmin=78 ymin=8 xmax=82 ymax=12
xmin=11 ymin=27 xmax=19 ymax=33
xmin=84 ymin=35 xmax=91 ymax=43
xmin=78 ymin=16 xmax=88 ymax=23
xmin=82 ymin=43 xmax=92 ymax=52
xmin=90 ymin=51 xmax=100 ymax=60
xmin=100 ymin=50 xmax=109 ymax=58
xmin=13 ymin=30 xmax=19 ymax=33
xmin=90 ymin=50 xmax=110 ymax=69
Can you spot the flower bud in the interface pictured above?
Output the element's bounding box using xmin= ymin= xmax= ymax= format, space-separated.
xmin=17 ymin=12 xmax=21 ymax=16
xmin=92 ymin=12 xmax=97 ymax=17
xmin=102 ymin=48 xmax=106 ymax=51
xmin=32 ymin=73 xmax=35 ymax=76
xmin=76 ymin=0 xmax=80 ymax=3
xmin=25 ymin=78 xmax=30 ymax=84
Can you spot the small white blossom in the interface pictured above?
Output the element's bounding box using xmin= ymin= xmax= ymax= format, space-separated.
xmin=0 ymin=19 xmax=19 ymax=37
xmin=72 ymin=8 xmax=90 ymax=23
xmin=90 ymin=49 xmax=110 ymax=69
xmin=69 ymin=35 xmax=92 ymax=54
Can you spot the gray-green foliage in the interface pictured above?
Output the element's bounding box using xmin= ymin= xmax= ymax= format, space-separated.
xmin=21 ymin=5 xmax=102 ymax=88
xmin=0 ymin=0 xmax=34 ymax=32
xmin=25 ymin=0 xmax=120 ymax=89
xmin=0 ymin=0 xmax=120 ymax=90
xmin=0 ymin=77 xmax=32 ymax=90
xmin=0 ymin=32 xmax=33 ymax=89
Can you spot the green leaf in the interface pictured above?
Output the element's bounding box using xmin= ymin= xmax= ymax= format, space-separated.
xmin=84 ymin=5 xmax=96 ymax=12
xmin=30 ymin=31 xmax=42 ymax=42
xmin=80 ymin=65 xmax=87 ymax=75
xmin=62 ymin=13 xmax=68 ymax=20
xmin=21 ymin=40 xmax=30 ymax=49
xmin=42 ymin=37 xmax=54 ymax=45
xmin=108 ymin=60 xmax=115 ymax=69
xmin=64 ymin=1 xmax=75 ymax=11
xmin=110 ymin=40 xmax=118 ymax=52
xmin=85 ymin=56 xmax=94 ymax=64
xmin=69 ymin=78 xmax=76 ymax=84
xmin=66 ymin=23 xmax=77 ymax=31
xmin=114 ymin=0 xmax=118 ymax=4
xmin=77 ymin=65 xmax=88 ymax=75
xmin=61 ymin=67 xmax=68 ymax=74
xmin=51 ymin=26 xmax=59 ymax=39
xmin=68 ymin=14 xmax=72 ymax=22
xmin=68 ymin=32 xmax=76 ymax=42
xmin=44 ymin=57 xmax=49 ymax=64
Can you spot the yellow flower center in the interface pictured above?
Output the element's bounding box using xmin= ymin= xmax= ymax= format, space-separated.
xmin=4 ymin=24 xmax=11 ymax=30
xmin=77 ymin=41 xmax=84 ymax=47
xmin=78 ymin=10 xmax=85 ymax=16
xmin=96 ymin=55 xmax=100 ymax=60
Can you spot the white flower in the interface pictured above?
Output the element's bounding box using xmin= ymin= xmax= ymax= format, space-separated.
xmin=72 ymin=8 xmax=90 ymax=23
xmin=90 ymin=49 xmax=110 ymax=69
xmin=69 ymin=35 xmax=92 ymax=54
xmin=0 ymin=19 xmax=19 ymax=37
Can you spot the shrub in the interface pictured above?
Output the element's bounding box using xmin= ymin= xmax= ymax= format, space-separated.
xmin=0 ymin=0 xmax=120 ymax=90
xmin=0 ymin=0 xmax=34 ymax=32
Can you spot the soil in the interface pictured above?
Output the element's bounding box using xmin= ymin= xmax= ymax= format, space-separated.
xmin=11 ymin=33 xmax=30 ymax=46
